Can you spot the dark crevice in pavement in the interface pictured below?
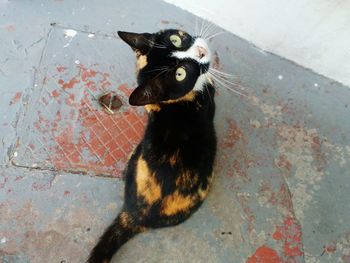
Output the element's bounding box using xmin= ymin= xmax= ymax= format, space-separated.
xmin=1 ymin=163 xmax=123 ymax=182
xmin=8 ymin=162 xmax=123 ymax=180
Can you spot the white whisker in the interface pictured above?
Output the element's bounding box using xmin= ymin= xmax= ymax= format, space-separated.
xmin=209 ymin=68 xmax=237 ymax=78
xmin=208 ymin=72 xmax=248 ymax=97
xmin=202 ymin=20 xmax=214 ymax=39
xmin=195 ymin=16 xmax=199 ymax=37
xmin=209 ymin=71 xmax=247 ymax=91
xmin=199 ymin=17 xmax=206 ymax=37
xmin=201 ymin=19 xmax=209 ymax=38
xmin=202 ymin=21 xmax=219 ymax=40
xmin=206 ymin=31 xmax=226 ymax=40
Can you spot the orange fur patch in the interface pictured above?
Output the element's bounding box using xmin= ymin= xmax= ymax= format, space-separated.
xmin=198 ymin=185 xmax=210 ymax=201
xmin=136 ymin=55 xmax=148 ymax=71
xmin=161 ymin=191 xmax=195 ymax=216
xmin=119 ymin=211 xmax=132 ymax=228
xmin=198 ymin=173 xmax=214 ymax=200
xmin=136 ymin=156 xmax=162 ymax=205
xmin=163 ymin=91 xmax=196 ymax=104
xmin=144 ymin=91 xmax=196 ymax=111
xmin=176 ymin=171 xmax=198 ymax=188
xmin=145 ymin=104 xmax=161 ymax=112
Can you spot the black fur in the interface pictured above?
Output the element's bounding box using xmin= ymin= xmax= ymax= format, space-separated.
xmin=88 ymin=29 xmax=216 ymax=263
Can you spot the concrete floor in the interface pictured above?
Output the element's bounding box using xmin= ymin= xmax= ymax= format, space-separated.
xmin=1 ymin=1 xmax=350 ymax=262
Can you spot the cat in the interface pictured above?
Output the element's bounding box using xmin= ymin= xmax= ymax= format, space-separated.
xmin=88 ymin=28 xmax=216 ymax=263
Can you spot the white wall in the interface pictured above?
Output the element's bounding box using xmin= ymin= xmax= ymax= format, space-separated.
xmin=164 ymin=0 xmax=350 ymax=87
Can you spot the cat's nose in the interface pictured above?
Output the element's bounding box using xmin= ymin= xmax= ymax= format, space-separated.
xmin=197 ymin=46 xmax=208 ymax=59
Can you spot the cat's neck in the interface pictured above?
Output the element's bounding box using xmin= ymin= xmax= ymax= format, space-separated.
xmin=144 ymin=84 xmax=215 ymax=118
xmin=144 ymin=91 xmax=197 ymax=113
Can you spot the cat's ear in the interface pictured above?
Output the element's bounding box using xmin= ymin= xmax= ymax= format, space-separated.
xmin=129 ymin=79 xmax=165 ymax=106
xmin=117 ymin=31 xmax=153 ymax=54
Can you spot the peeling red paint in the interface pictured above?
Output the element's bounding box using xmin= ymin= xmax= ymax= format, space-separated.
xmin=212 ymin=51 xmax=221 ymax=70
xmin=273 ymin=216 xmax=304 ymax=257
xmin=58 ymin=77 xmax=80 ymax=90
xmin=81 ymin=68 xmax=97 ymax=81
xmin=310 ymin=134 xmax=327 ymax=171
xmin=9 ymin=92 xmax=22 ymax=105
xmin=277 ymin=184 xmax=294 ymax=212
xmin=34 ymin=113 xmax=50 ymax=132
xmin=32 ymin=181 xmax=52 ymax=191
xmin=30 ymin=64 xmax=147 ymax=176
xmin=41 ymin=97 xmax=49 ymax=106
xmin=324 ymin=244 xmax=336 ymax=254
xmin=56 ymin=66 xmax=67 ymax=72
xmin=14 ymin=176 xmax=24 ymax=181
xmin=276 ymin=154 xmax=292 ymax=174
xmin=242 ymin=206 xmax=255 ymax=234
xmin=219 ymin=119 xmax=251 ymax=182
xmin=246 ymin=246 xmax=282 ymax=263
xmin=65 ymin=93 xmax=75 ymax=106
xmin=231 ymin=159 xmax=250 ymax=180
xmin=51 ymin=90 xmax=60 ymax=98
xmin=222 ymin=119 xmax=244 ymax=149
xmin=259 ymin=182 xmax=294 ymax=213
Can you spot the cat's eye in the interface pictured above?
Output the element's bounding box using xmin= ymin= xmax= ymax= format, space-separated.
xmin=175 ymin=67 xmax=186 ymax=81
xmin=170 ymin=35 xmax=182 ymax=48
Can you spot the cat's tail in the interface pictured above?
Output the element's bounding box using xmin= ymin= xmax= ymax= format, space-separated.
xmin=87 ymin=210 xmax=143 ymax=263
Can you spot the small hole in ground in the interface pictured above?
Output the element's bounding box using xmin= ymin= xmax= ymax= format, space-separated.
xmin=98 ymin=92 xmax=123 ymax=114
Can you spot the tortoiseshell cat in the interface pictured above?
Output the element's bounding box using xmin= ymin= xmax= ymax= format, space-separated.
xmin=88 ymin=29 xmax=216 ymax=263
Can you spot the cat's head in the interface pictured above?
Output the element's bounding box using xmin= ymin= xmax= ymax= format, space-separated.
xmin=117 ymin=29 xmax=211 ymax=106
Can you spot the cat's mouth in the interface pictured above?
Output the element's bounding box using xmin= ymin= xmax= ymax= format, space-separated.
xmin=172 ymin=37 xmax=211 ymax=65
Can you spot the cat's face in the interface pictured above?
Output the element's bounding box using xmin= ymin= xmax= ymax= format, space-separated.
xmin=118 ymin=29 xmax=211 ymax=106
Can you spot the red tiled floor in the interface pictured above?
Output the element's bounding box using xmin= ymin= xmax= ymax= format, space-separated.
xmin=12 ymin=28 xmax=147 ymax=177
